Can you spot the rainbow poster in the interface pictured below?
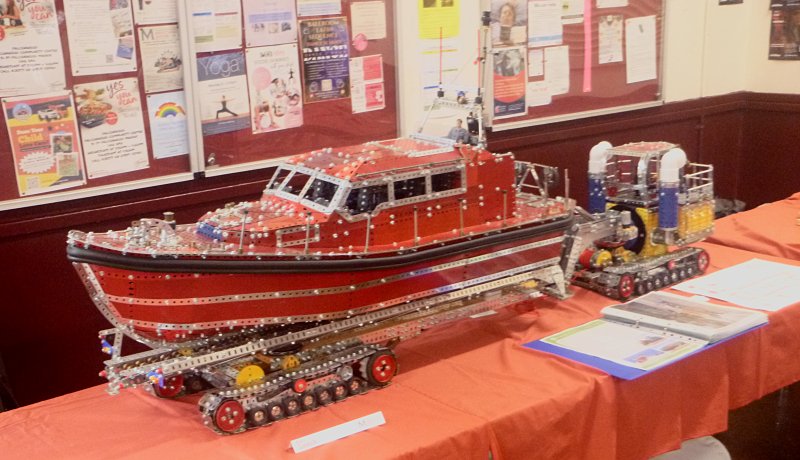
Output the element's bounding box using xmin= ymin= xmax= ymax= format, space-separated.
xmin=146 ymin=91 xmax=189 ymax=159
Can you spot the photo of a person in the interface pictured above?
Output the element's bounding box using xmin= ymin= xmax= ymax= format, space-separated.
xmin=0 ymin=0 xmax=22 ymax=27
xmin=785 ymin=8 xmax=800 ymax=56
xmin=215 ymin=95 xmax=237 ymax=119
xmin=491 ymin=0 xmax=526 ymax=46
xmin=495 ymin=48 xmax=523 ymax=77
xmin=447 ymin=119 xmax=470 ymax=144
xmin=52 ymin=134 xmax=73 ymax=154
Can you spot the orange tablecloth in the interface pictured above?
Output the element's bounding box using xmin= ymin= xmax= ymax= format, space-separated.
xmin=707 ymin=192 xmax=800 ymax=259
xmin=1 ymin=243 xmax=799 ymax=460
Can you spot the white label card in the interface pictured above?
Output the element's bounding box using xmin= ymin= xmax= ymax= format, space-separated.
xmin=290 ymin=411 xmax=386 ymax=453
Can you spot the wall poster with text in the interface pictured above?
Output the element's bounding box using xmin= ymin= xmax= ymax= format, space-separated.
xmin=492 ymin=47 xmax=526 ymax=119
xmin=0 ymin=0 xmax=66 ymax=97
xmin=197 ymin=51 xmax=250 ymax=135
xmin=74 ymin=78 xmax=149 ymax=178
xmin=246 ymin=44 xmax=303 ymax=134
xmin=2 ymin=91 xmax=86 ymax=196
xmin=299 ymin=17 xmax=350 ymax=103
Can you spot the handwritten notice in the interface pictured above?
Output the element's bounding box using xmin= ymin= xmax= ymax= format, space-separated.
xmin=2 ymin=91 xmax=85 ymax=196
xmin=74 ymin=78 xmax=149 ymax=178
xmin=0 ymin=0 xmax=66 ymax=97
xmin=300 ymin=17 xmax=350 ymax=103
xmin=139 ymin=24 xmax=184 ymax=94
xmin=65 ymin=0 xmax=136 ymax=76
xmin=625 ymin=15 xmax=657 ymax=83
xmin=545 ymin=45 xmax=570 ymax=95
xmin=246 ymin=44 xmax=303 ymax=134
xmin=146 ymin=91 xmax=189 ymax=159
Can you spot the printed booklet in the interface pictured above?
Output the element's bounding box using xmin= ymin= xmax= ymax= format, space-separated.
xmin=525 ymin=291 xmax=768 ymax=379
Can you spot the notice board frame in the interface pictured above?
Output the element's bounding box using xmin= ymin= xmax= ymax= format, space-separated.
xmin=487 ymin=0 xmax=665 ymax=132
xmin=0 ymin=0 xmax=399 ymax=211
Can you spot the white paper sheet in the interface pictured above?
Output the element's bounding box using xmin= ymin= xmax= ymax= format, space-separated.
xmin=528 ymin=0 xmax=562 ymax=48
xmin=65 ymin=0 xmax=136 ymax=76
xmin=243 ymin=0 xmax=297 ymax=47
xmin=526 ymin=81 xmax=551 ymax=107
xmin=297 ymin=0 xmax=342 ymax=17
xmin=625 ymin=15 xmax=657 ymax=83
xmin=527 ymin=48 xmax=544 ymax=77
xmin=74 ymin=78 xmax=149 ymax=178
xmin=674 ymin=259 xmax=800 ymax=312
xmin=191 ymin=0 xmax=242 ymax=53
xmin=544 ymin=45 xmax=570 ymax=95
xmin=132 ymin=0 xmax=178 ymax=25
xmin=561 ymin=0 xmax=584 ymax=24
xmin=146 ymin=91 xmax=189 ymax=159
xmin=351 ymin=1 xmax=386 ymax=40
xmin=350 ymin=55 xmax=385 ymax=113
xmin=139 ymin=25 xmax=184 ymax=93
xmin=598 ymin=14 xmax=623 ymax=64
xmin=597 ymin=0 xmax=628 ymax=7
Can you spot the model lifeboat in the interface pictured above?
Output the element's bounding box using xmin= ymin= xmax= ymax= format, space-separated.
xmin=67 ymin=136 xmax=573 ymax=345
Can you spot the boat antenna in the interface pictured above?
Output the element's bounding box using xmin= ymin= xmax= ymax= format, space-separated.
xmin=438 ymin=27 xmax=445 ymax=98
xmin=475 ymin=10 xmax=491 ymax=148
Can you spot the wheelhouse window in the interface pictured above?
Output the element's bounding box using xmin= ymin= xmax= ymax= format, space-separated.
xmin=345 ymin=184 xmax=389 ymax=214
xmin=431 ymin=171 xmax=461 ymax=192
xmin=303 ymin=178 xmax=339 ymax=207
xmin=283 ymin=172 xmax=311 ymax=196
xmin=268 ymin=167 xmax=292 ymax=190
xmin=393 ymin=177 xmax=426 ymax=200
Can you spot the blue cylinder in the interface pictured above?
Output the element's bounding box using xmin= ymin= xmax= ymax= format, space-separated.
xmin=658 ymin=183 xmax=679 ymax=229
xmin=588 ymin=174 xmax=606 ymax=214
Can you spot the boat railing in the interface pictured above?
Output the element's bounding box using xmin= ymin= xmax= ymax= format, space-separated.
xmin=515 ymin=162 xmax=560 ymax=199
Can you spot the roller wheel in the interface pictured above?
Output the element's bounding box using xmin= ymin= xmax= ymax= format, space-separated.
xmin=247 ymin=407 xmax=268 ymax=427
xmin=696 ymin=250 xmax=710 ymax=274
xmin=267 ymin=401 xmax=285 ymax=421
xmin=300 ymin=391 xmax=317 ymax=411
xmin=315 ymin=386 xmax=333 ymax=406
xmin=332 ymin=382 xmax=348 ymax=401
xmin=283 ymin=396 xmax=301 ymax=417
xmin=153 ymin=374 xmax=184 ymax=398
xmin=214 ymin=400 xmax=245 ymax=433
xmin=365 ymin=350 xmax=397 ymax=386
xmin=347 ymin=378 xmax=366 ymax=395
xmin=617 ymin=274 xmax=634 ymax=300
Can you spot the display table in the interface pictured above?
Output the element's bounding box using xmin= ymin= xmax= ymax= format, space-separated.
xmin=707 ymin=192 xmax=800 ymax=259
xmin=2 ymin=242 xmax=799 ymax=460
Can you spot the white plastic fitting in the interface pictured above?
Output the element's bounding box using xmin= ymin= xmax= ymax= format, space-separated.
xmin=659 ymin=148 xmax=687 ymax=183
xmin=588 ymin=141 xmax=613 ymax=174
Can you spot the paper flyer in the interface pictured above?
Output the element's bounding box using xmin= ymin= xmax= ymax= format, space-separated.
xmin=597 ymin=0 xmax=628 ymax=8
xmin=0 ymin=0 xmax=66 ymax=97
xmin=132 ymin=0 xmax=178 ymax=25
xmin=561 ymin=0 xmax=584 ymax=24
xmin=64 ymin=0 xmax=136 ymax=76
xmin=418 ymin=0 xmax=459 ymax=39
xmin=191 ymin=0 xmax=242 ymax=53
xmin=492 ymin=47 xmax=526 ymax=119
xmin=350 ymin=55 xmax=385 ymax=113
xmin=146 ymin=91 xmax=189 ymax=159
xmin=197 ymin=51 xmax=250 ymax=135
xmin=299 ymin=17 xmax=350 ymax=103
xmin=625 ymin=15 xmax=657 ymax=83
xmin=528 ymin=0 xmax=562 ymax=48
xmin=297 ymin=0 xmax=342 ymax=17
xmin=2 ymin=91 xmax=86 ymax=196
xmin=598 ymin=14 xmax=623 ymax=64
xmin=544 ymin=45 xmax=569 ymax=95
xmin=526 ymin=81 xmax=551 ymax=107
xmin=243 ymin=0 xmax=298 ymax=47
xmin=139 ymin=24 xmax=184 ymax=94
xmin=490 ymin=0 xmax=526 ymax=46
xmin=246 ymin=44 xmax=303 ymax=134
xmin=351 ymin=1 xmax=386 ymax=41
xmin=74 ymin=78 xmax=149 ymax=178
xmin=527 ymin=48 xmax=544 ymax=76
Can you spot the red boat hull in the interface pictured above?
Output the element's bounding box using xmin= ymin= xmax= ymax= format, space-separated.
xmin=78 ymin=228 xmax=566 ymax=343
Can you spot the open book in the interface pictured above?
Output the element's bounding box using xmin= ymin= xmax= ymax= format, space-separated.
xmin=525 ymin=292 xmax=768 ymax=378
